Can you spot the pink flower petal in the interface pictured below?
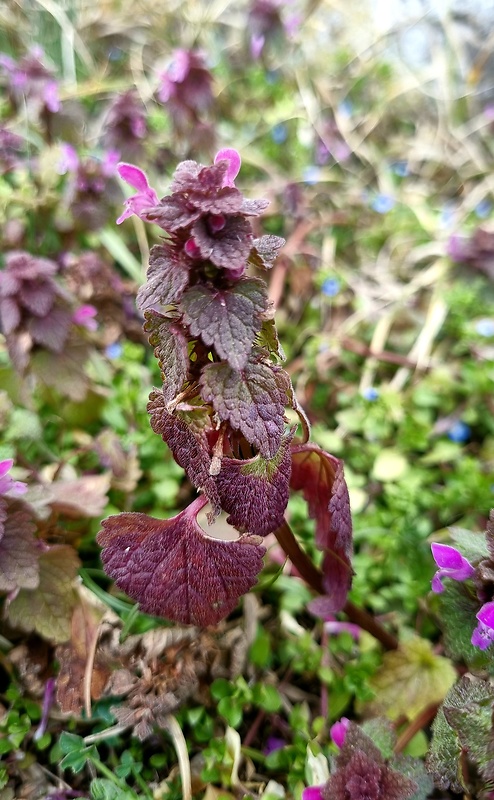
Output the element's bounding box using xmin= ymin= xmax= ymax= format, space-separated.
xmin=477 ymin=601 xmax=494 ymax=628
xmin=117 ymin=162 xmax=151 ymax=192
xmin=431 ymin=543 xmax=464 ymax=569
xmin=214 ymin=148 xmax=241 ymax=187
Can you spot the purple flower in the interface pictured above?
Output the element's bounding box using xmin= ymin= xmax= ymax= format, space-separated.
xmin=34 ymin=677 xmax=56 ymax=740
xmin=0 ymin=47 xmax=60 ymax=114
xmin=330 ymin=717 xmax=350 ymax=749
xmin=263 ymin=736 xmax=286 ymax=755
xmin=157 ymin=50 xmax=213 ymax=119
xmin=73 ymin=304 xmax=98 ymax=331
xmin=430 ymin=543 xmax=475 ymax=593
xmin=324 ymin=619 xmax=360 ymax=640
xmin=58 ymin=143 xmax=79 ymax=174
xmin=0 ymin=459 xmax=27 ymax=496
xmin=446 ymin=233 xmax=469 ymax=261
xmin=302 ymin=787 xmax=324 ymax=800
xmin=214 ymin=148 xmax=241 ymax=187
xmin=116 ymin=163 xmax=160 ymax=224
xmin=471 ymin=602 xmax=494 ymax=650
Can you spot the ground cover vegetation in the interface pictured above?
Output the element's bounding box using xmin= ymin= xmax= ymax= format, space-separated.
xmin=1 ymin=0 xmax=494 ymax=798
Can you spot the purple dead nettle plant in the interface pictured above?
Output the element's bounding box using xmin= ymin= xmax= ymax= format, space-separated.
xmin=97 ymin=148 xmax=353 ymax=626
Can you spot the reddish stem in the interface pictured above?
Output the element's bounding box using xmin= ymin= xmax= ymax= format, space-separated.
xmin=273 ymin=519 xmax=398 ymax=651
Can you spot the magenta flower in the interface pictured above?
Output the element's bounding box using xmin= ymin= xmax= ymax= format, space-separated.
xmin=116 ymin=163 xmax=160 ymax=224
xmin=0 ymin=459 xmax=27 ymax=496
xmin=471 ymin=602 xmax=494 ymax=650
xmin=330 ymin=717 xmax=350 ymax=749
xmin=73 ymin=304 xmax=98 ymax=331
xmin=302 ymin=787 xmax=324 ymax=800
xmin=214 ymin=148 xmax=241 ymax=187
xmin=430 ymin=543 xmax=475 ymax=593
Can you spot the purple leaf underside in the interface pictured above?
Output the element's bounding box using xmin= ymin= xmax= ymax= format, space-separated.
xmin=290 ymin=443 xmax=353 ymax=612
xmin=191 ymin=215 xmax=253 ymax=271
xmin=136 ymin=244 xmax=190 ymax=311
xmin=179 ymin=278 xmax=269 ymax=370
xmin=147 ymin=389 xmax=220 ymax=512
xmin=97 ymin=498 xmax=266 ymax=626
xmin=216 ymin=432 xmax=294 ymax=536
xmin=200 ymin=360 xmax=287 ymax=459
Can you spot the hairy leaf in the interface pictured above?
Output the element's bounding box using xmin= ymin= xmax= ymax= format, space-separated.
xmin=148 ymin=389 xmax=220 ymax=511
xmin=437 ymin=582 xmax=494 ymax=672
xmin=179 ymin=278 xmax=268 ymax=370
xmin=191 ymin=215 xmax=253 ymax=272
xmin=144 ymin=310 xmax=189 ymax=400
xmin=427 ymin=676 xmax=494 ymax=793
xmin=136 ymin=244 xmax=190 ymax=311
xmin=27 ymin=305 xmax=72 ymax=352
xmin=290 ymin=444 xmax=353 ymax=612
xmin=361 ymin=636 xmax=456 ymax=720
xmin=216 ymin=432 xmax=293 ymax=536
xmin=200 ymin=361 xmax=286 ymax=458
xmin=0 ymin=499 xmax=40 ymax=592
xmin=97 ymin=496 xmax=265 ymax=626
xmin=249 ymin=235 xmax=286 ymax=270
xmin=257 ymin=318 xmax=286 ymax=362
xmin=6 ymin=545 xmax=80 ymax=643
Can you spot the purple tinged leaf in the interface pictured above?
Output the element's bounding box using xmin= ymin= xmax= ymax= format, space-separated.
xmin=27 ymin=305 xmax=72 ymax=352
xmin=0 ymin=296 xmax=21 ymax=334
xmin=148 ymin=194 xmax=202 ymax=231
xmin=257 ymin=318 xmax=286 ymax=361
xmin=214 ymin=148 xmax=241 ymax=187
xmin=200 ymin=361 xmax=287 ymax=458
xmin=136 ymin=243 xmax=190 ymax=311
xmin=240 ymin=197 xmax=270 ymax=216
xmin=179 ymin=278 xmax=269 ymax=370
xmin=249 ymin=235 xmax=286 ymax=270
xmin=0 ymin=499 xmax=40 ymax=592
xmin=191 ymin=214 xmax=253 ymax=272
xmin=216 ymin=432 xmax=293 ymax=536
xmin=290 ymin=444 xmax=353 ymax=613
xmin=147 ymin=389 xmax=220 ymax=513
xmin=18 ymin=278 xmax=56 ymax=317
xmin=430 ymin=543 xmax=475 ymax=593
xmin=97 ymin=496 xmax=266 ymax=626
xmin=143 ymin=311 xmax=190 ymax=401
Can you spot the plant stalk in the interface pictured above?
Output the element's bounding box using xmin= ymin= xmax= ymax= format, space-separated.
xmin=273 ymin=519 xmax=398 ymax=651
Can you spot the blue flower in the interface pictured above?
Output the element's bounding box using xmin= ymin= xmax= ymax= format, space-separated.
xmin=321 ymin=277 xmax=340 ymax=297
xmin=475 ymin=318 xmax=494 ymax=337
xmin=370 ymin=193 xmax=395 ymax=214
xmin=362 ymin=387 xmax=379 ymax=401
xmin=271 ymin=123 xmax=288 ymax=144
xmin=447 ymin=420 xmax=471 ymax=443
xmin=475 ymin=199 xmax=492 ymax=219
xmin=105 ymin=342 xmax=123 ymax=359
xmin=391 ymin=160 xmax=409 ymax=177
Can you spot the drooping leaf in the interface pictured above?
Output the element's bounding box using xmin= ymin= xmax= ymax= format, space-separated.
xmin=179 ymin=278 xmax=269 ymax=370
xmin=290 ymin=443 xmax=353 ymax=612
xmin=144 ymin=310 xmax=190 ymax=400
xmin=200 ymin=360 xmax=286 ymax=458
xmin=0 ymin=499 xmax=40 ymax=592
xmin=216 ymin=432 xmax=294 ymax=536
xmin=249 ymin=235 xmax=286 ymax=270
xmin=56 ymin=592 xmax=109 ymax=714
xmin=6 ymin=544 xmax=80 ymax=643
xmin=361 ymin=635 xmax=456 ymax=721
xmin=136 ymin=243 xmax=190 ymax=311
xmin=148 ymin=389 xmax=220 ymax=512
xmin=31 ymin=342 xmax=91 ymax=401
xmin=97 ymin=496 xmax=265 ymax=626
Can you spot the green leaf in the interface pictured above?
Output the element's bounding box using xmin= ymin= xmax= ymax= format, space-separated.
xmin=6 ymin=545 xmax=80 ymax=643
xmin=218 ymin=697 xmax=243 ymax=728
xmin=361 ymin=635 xmax=456 ymax=720
xmin=371 ymin=449 xmax=409 ymax=482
